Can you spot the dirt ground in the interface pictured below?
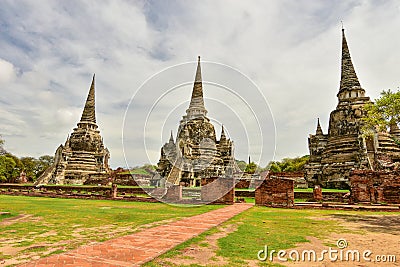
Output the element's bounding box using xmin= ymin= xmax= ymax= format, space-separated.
xmin=152 ymin=213 xmax=400 ymax=267
xmin=0 ymin=215 xmax=176 ymax=267
xmin=1 ymin=213 xmax=399 ymax=267
xmin=152 ymin=223 xmax=239 ymax=267
xmin=283 ymin=214 xmax=400 ymax=267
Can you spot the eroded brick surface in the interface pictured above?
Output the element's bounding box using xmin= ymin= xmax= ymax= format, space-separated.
xmin=162 ymin=185 xmax=182 ymax=201
xmin=201 ymin=177 xmax=234 ymax=204
xmin=255 ymin=178 xmax=294 ymax=207
xmin=313 ymin=185 xmax=323 ymax=201
xmin=350 ymin=170 xmax=400 ymax=204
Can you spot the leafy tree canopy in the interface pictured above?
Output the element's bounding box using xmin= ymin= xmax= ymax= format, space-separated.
xmin=0 ymin=153 xmax=53 ymax=183
xmin=20 ymin=157 xmax=37 ymax=179
xmin=128 ymin=164 xmax=157 ymax=175
xmin=36 ymin=155 xmax=54 ymax=178
xmin=266 ymin=155 xmax=309 ymax=172
xmin=244 ymin=162 xmax=258 ymax=174
xmin=0 ymin=135 xmax=54 ymax=182
xmin=362 ymin=89 xmax=400 ymax=135
xmin=0 ymin=155 xmax=16 ymax=182
xmin=0 ymin=135 xmax=6 ymax=155
xmin=5 ymin=153 xmax=24 ymax=179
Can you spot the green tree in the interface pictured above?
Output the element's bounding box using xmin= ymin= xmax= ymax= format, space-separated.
xmin=20 ymin=155 xmax=54 ymax=181
xmin=5 ymin=153 xmax=24 ymax=180
xmin=38 ymin=155 xmax=54 ymax=165
xmin=0 ymin=136 xmax=21 ymax=182
xmin=245 ymin=162 xmax=258 ymax=174
xmin=236 ymin=160 xmax=247 ymax=171
xmin=268 ymin=161 xmax=282 ymax=172
xmin=36 ymin=155 xmax=54 ymax=178
xmin=130 ymin=163 xmax=157 ymax=175
xmin=0 ymin=135 xmax=6 ymax=155
xmin=362 ymin=89 xmax=400 ymax=135
xmin=0 ymin=155 xmax=16 ymax=182
xmin=20 ymin=157 xmax=38 ymax=180
xmin=142 ymin=163 xmax=156 ymax=171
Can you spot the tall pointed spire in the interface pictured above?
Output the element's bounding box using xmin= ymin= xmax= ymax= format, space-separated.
xmin=194 ymin=55 xmax=202 ymax=82
xmin=316 ymin=118 xmax=323 ymax=135
xmin=339 ymin=28 xmax=361 ymax=93
xmin=186 ymin=56 xmax=207 ymax=119
xmin=80 ymin=74 xmax=96 ymax=124
xmin=220 ymin=125 xmax=227 ymax=141
xmin=169 ymin=130 xmax=175 ymax=143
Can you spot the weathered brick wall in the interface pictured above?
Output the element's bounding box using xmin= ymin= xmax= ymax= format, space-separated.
xmin=349 ymin=171 xmax=379 ymax=203
xmin=114 ymin=173 xmax=141 ymax=186
xmin=235 ymin=190 xmax=255 ymax=198
xmin=350 ymin=170 xmax=400 ymax=204
xmin=201 ymin=177 xmax=234 ymax=204
xmin=84 ymin=173 xmax=111 ymax=185
xmin=268 ymin=172 xmax=308 ymax=189
xmin=0 ymin=184 xmax=146 ymax=196
xmin=82 ymin=172 xmax=144 ymax=186
xmin=235 ymin=179 xmax=250 ymax=189
xmin=377 ymin=171 xmax=400 ymax=204
xmin=268 ymin=172 xmax=304 ymax=178
xmin=255 ymin=178 xmax=294 ymax=207
xmin=0 ymin=184 xmax=159 ymax=203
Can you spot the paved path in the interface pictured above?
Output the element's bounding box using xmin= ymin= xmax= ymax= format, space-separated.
xmin=19 ymin=203 xmax=253 ymax=267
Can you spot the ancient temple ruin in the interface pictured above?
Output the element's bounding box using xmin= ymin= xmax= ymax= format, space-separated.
xmin=35 ymin=75 xmax=110 ymax=185
xmin=157 ymin=57 xmax=239 ymax=186
xmin=305 ymin=29 xmax=400 ymax=188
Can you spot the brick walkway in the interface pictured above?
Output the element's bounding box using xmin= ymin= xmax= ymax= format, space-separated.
xmin=19 ymin=203 xmax=253 ymax=267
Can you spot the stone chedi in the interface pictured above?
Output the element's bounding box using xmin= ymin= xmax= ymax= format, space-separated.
xmin=157 ymin=57 xmax=238 ymax=186
xmin=36 ymin=75 xmax=110 ymax=185
xmin=305 ymin=29 xmax=400 ymax=188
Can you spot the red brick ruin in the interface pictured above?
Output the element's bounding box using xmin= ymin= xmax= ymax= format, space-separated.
xmin=350 ymin=170 xmax=400 ymax=204
xmin=313 ymin=185 xmax=322 ymax=201
xmin=255 ymin=178 xmax=294 ymax=207
xmin=201 ymin=177 xmax=235 ymax=204
xmin=162 ymin=185 xmax=183 ymax=202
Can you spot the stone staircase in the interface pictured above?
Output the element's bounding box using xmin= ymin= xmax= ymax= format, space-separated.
xmin=34 ymin=165 xmax=56 ymax=185
xmin=65 ymin=151 xmax=98 ymax=172
xmin=166 ymin=158 xmax=183 ymax=185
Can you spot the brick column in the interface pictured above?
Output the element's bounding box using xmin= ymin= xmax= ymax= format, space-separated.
xmin=255 ymin=178 xmax=294 ymax=207
xmin=313 ymin=185 xmax=322 ymax=201
xmin=111 ymin=183 xmax=118 ymax=198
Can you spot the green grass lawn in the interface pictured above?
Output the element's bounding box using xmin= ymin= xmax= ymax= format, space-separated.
xmin=146 ymin=207 xmax=387 ymax=267
xmin=0 ymin=195 xmax=222 ymax=264
xmin=241 ymin=197 xmax=255 ymax=203
xmin=215 ymin=207 xmax=341 ymax=265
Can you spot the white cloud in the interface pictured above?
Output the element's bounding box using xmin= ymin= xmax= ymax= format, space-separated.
xmin=0 ymin=58 xmax=17 ymax=84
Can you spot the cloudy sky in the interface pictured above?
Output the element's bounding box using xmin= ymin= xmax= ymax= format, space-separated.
xmin=1 ymin=0 xmax=400 ymax=168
